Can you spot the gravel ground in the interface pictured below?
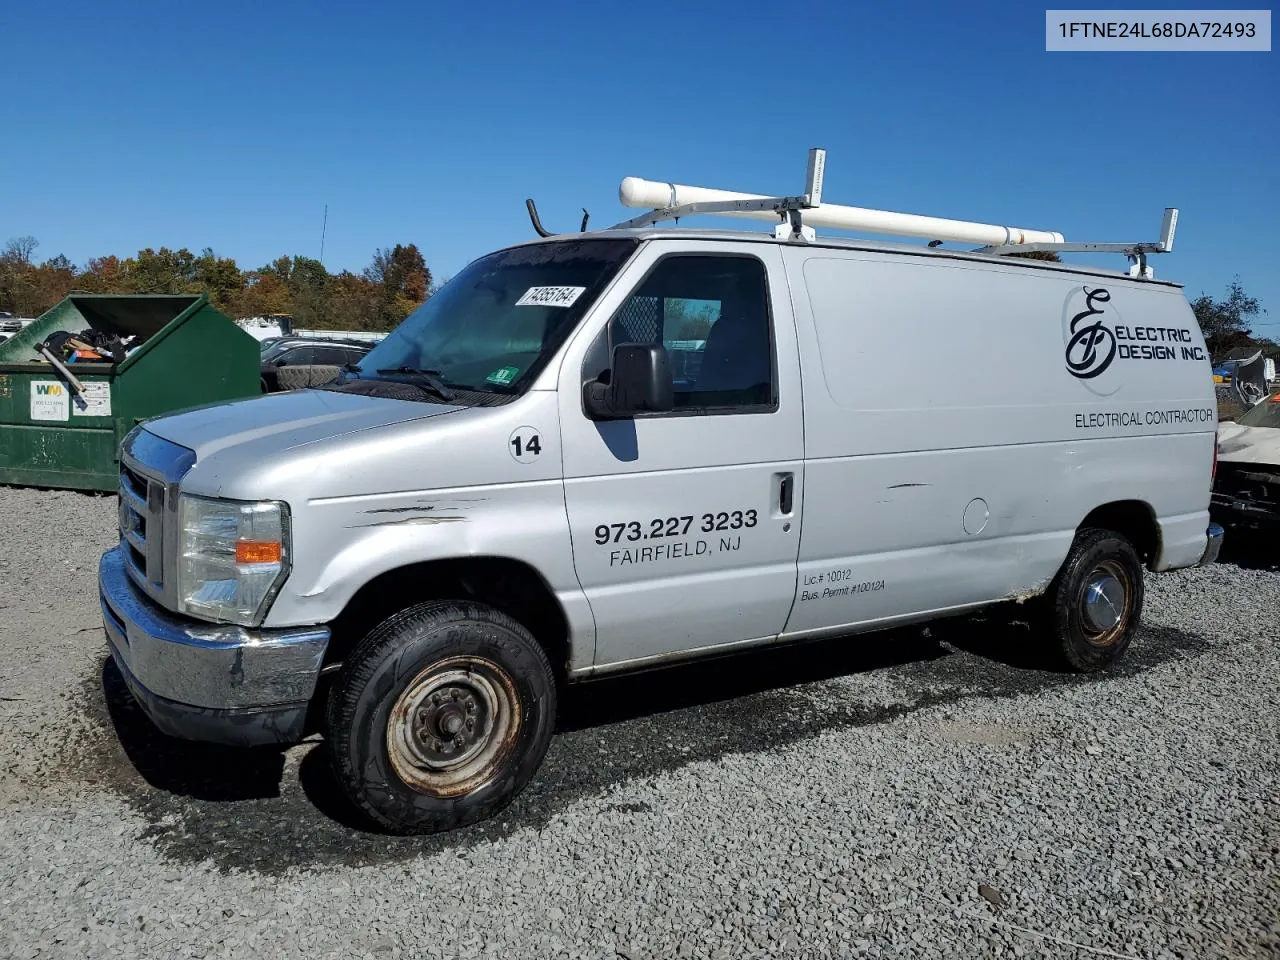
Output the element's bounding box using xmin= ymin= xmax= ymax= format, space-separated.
xmin=0 ymin=485 xmax=1277 ymax=960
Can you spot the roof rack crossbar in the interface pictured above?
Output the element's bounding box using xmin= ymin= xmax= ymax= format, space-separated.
xmin=974 ymin=207 xmax=1178 ymax=279
xmin=611 ymin=147 xmax=828 ymax=241
xmin=610 ymin=194 xmax=816 ymax=231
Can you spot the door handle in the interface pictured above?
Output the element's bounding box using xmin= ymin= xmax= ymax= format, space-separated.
xmin=778 ymin=472 xmax=794 ymax=515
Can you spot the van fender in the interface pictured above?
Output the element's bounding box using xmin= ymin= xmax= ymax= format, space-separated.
xmin=261 ymin=482 xmax=596 ymax=670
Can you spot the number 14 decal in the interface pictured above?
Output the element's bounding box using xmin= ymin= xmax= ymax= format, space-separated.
xmin=509 ymin=426 xmax=543 ymax=463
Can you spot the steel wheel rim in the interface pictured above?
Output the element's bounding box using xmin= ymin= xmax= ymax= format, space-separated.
xmin=1079 ymin=559 xmax=1132 ymax=646
xmin=386 ymin=655 xmax=520 ymax=798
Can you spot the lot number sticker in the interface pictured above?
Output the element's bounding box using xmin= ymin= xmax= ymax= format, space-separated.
xmin=515 ymin=286 xmax=585 ymax=308
xmin=72 ymin=382 xmax=111 ymax=417
xmin=509 ymin=426 xmax=543 ymax=463
xmin=30 ymin=381 xmax=69 ymax=421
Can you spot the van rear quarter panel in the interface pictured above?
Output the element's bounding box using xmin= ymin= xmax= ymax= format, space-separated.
xmin=782 ymin=248 xmax=1215 ymax=636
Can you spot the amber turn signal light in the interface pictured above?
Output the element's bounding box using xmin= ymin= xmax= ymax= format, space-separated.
xmin=235 ymin=540 xmax=282 ymax=564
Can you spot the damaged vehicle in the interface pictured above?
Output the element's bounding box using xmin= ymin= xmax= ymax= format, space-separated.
xmin=96 ymin=155 xmax=1222 ymax=835
xmin=1213 ymin=391 xmax=1280 ymax=536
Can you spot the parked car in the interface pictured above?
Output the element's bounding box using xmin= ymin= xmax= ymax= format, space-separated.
xmin=1212 ymin=392 xmax=1280 ymax=537
xmin=260 ymin=338 xmax=373 ymax=392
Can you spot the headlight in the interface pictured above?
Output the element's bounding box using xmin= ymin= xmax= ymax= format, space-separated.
xmin=177 ymin=494 xmax=290 ymax=625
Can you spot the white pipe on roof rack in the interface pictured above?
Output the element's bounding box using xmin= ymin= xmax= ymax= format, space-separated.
xmin=618 ymin=177 xmax=1065 ymax=247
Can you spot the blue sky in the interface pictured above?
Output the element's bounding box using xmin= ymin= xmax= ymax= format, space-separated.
xmin=1 ymin=1 xmax=1276 ymax=328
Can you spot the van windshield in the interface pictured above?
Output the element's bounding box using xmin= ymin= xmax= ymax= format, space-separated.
xmin=346 ymin=238 xmax=639 ymax=397
xmin=1236 ymin=393 xmax=1280 ymax=430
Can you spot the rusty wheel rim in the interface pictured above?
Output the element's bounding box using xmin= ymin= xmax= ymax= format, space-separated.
xmin=386 ymin=656 xmax=520 ymax=798
xmin=1079 ymin=559 xmax=1132 ymax=647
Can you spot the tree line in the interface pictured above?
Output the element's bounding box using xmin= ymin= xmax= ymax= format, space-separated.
xmin=1188 ymin=279 xmax=1275 ymax=360
xmin=0 ymin=236 xmax=439 ymax=332
xmin=1 ymin=234 xmax=1271 ymax=357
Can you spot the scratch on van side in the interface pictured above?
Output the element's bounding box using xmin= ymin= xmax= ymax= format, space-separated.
xmin=348 ymin=515 xmax=468 ymax=528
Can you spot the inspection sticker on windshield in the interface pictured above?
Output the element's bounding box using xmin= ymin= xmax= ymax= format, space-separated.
xmin=515 ymin=285 xmax=585 ymax=308
xmin=486 ymin=365 xmax=520 ymax=385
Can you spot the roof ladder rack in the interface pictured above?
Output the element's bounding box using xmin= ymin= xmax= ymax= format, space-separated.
xmin=973 ymin=207 xmax=1179 ymax=279
xmin=609 ymin=147 xmax=1179 ymax=278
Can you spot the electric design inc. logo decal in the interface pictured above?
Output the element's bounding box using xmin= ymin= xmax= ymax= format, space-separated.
xmin=1065 ymin=287 xmax=1116 ymax=380
xmin=1061 ymin=284 xmax=1207 ymax=397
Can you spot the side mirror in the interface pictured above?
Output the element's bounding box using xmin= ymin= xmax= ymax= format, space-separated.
xmin=583 ymin=343 xmax=673 ymax=420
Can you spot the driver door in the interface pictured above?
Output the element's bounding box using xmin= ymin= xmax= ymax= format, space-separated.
xmin=557 ymin=241 xmax=805 ymax=669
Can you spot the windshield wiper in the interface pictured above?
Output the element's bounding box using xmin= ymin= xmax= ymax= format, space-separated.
xmin=376 ymin=366 xmax=457 ymax=402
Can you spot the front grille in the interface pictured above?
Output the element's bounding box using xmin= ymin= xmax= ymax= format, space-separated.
xmin=121 ymin=462 xmax=149 ymax=502
xmin=119 ymin=462 xmax=164 ymax=591
xmin=116 ymin=430 xmax=196 ymax=609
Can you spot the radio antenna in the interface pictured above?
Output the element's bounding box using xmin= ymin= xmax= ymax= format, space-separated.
xmin=319 ymin=204 xmax=328 ymax=264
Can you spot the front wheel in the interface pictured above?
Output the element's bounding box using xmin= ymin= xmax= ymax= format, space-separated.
xmin=326 ymin=600 xmax=557 ymax=834
xmin=1033 ymin=527 xmax=1145 ymax=672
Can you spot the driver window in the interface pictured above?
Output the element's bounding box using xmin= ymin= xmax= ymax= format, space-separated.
xmin=606 ymin=255 xmax=775 ymax=412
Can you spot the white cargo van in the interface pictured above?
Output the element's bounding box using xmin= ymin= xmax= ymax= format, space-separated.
xmin=98 ymin=151 xmax=1222 ymax=834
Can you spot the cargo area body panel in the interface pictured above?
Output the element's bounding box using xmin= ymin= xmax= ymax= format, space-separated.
xmin=777 ymin=245 xmax=1216 ymax=638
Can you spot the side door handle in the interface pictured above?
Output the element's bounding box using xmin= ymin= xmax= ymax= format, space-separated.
xmin=778 ymin=472 xmax=794 ymax=515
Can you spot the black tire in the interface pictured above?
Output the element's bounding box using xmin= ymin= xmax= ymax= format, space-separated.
xmin=325 ymin=600 xmax=557 ymax=835
xmin=1033 ymin=527 xmax=1145 ymax=673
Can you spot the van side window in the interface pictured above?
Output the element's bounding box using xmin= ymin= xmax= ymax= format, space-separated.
xmin=607 ymin=255 xmax=775 ymax=412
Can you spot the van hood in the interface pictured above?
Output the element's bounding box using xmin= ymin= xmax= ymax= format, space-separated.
xmin=1217 ymin=420 xmax=1280 ymax=466
xmin=142 ymin=387 xmax=465 ymax=461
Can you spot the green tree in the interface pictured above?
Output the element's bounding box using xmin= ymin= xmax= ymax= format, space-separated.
xmin=328 ymin=270 xmax=380 ymax=330
xmin=1002 ymin=249 xmax=1062 ymax=262
xmin=0 ymin=236 xmax=42 ymax=316
xmin=121 ymin=247 xmax=199 ymax=294
xmin=192 ymin=248 xmax=245 ymax=314
xmin=285 ymin=256 xmax=329 ymax=327
xmin=1191 ymin=278 xmax=1267 ymax=358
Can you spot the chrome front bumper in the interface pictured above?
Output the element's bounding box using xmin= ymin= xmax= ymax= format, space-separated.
xmin=98 ymin=545 xmax=330 ymax=746
xmin=1198 ymin=522 xmax=1225 ymax=566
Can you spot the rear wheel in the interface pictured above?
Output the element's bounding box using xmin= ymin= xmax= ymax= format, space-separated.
xmin=1034 ymin=527 xmax=1144 ymax=672
xmin=326 ymin=600 xmax=557 ymax=834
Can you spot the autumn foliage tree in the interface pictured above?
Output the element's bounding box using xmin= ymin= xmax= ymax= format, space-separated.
xmin=0 ymin=236 xmax=436 ymax=333
xmin=364 ymin=243 xmax=431 ymax=331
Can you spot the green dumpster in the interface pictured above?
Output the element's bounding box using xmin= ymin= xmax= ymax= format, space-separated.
xmin=0 ymin=293 xmax=261 ymax=492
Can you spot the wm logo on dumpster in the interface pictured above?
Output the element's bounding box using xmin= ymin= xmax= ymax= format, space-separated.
xmin=34 ymin=383 xmax=64 ymax=396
